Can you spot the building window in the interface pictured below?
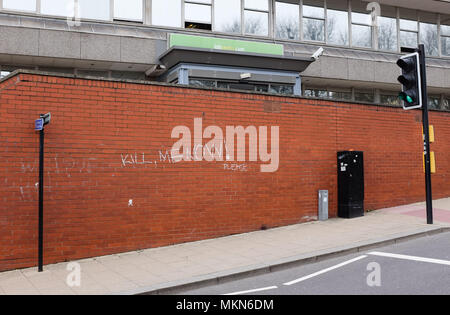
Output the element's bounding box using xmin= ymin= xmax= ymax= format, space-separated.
xmin=78 ymin=0 xmax=110 ymax=21
xmin=275 ymin=1 xmax=300 ymax=40
xmin=428 ymin=96 xmax=441 ymax=110
xmin=419 ymin=13 xmax=438 ymax=56
xmin=214 ymin=0 xmax=241 ymax=34
xmin=304 ymin=88 xmax=328 ymax=98
xmin=399 ymin=9 xmax=419 ymax=48
xmin=355 ymin=89 xmax=374 ymax=103
xmin=190 ymin=78 xmax=216 ymax=88
xmin=326 ymin=0 xmax=349 ymax=46
xmin=244 ymin=0 xmax=269 ymax=36
xmin=1 ymin=71 xmax=11 ymax=78
xmin=189 ymin=78 xmax=295 ymax=96
xmin=185 ymin=0 xmax=212 ymax=30
xmin=329 ymin=88 xmax=352 ymax=101
xmin=114 ymin=0 xmax=143 ymax=22
xmin=377 ymin=6 xmax=397 ymax=52
xmin=351 ymin=0 xmax=372 ymax=48
xmin=442 ymin=97 xmax=450 ymax=111
xmin=380 ymin=92 xmax=401 ymax=106
xmin=302 ymin=0 xmax=325 ymax=42
xmin=41 ymin=0 xmax=74 ymax=17
xmin=441 ymin=15 xmax=450 ymax=57
xmin=269 ymin=84 xmax=294 ymax=95
xmin=152 ymin=0 xmax=182 ymax=27
xmin=3 ymin=0 xmax=36 ymax=12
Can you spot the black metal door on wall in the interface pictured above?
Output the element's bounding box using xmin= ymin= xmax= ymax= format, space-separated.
xmin=337 ymin=151 xmax=365 ymax=219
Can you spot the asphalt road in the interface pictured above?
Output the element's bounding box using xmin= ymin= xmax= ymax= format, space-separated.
xmin=178 ymin=231 xmax=450 ymax=295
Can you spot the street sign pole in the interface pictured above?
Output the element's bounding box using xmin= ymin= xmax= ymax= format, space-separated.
xmin=38 ymin=127 xmax=44 ymax=272
xmin=418 ymin=44 xmax=433 ymax=225
xmin=35 ymin=113 xmax=51 ymax=272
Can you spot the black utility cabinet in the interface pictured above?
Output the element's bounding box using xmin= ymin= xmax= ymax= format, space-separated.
xmin=337 ymin=151 xmax=365 ymax=219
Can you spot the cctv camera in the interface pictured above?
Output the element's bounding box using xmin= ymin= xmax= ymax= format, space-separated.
xmin=40 ymin=113 xmax=51 ymax=125
xmin=145 ymin=64 xmax=167 ymax=77
xmin=312 ymin=47 xmax=324 ymax=61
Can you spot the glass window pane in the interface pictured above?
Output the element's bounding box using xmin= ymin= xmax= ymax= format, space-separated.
xmin=352 ymin=25 xmax=372 ymax=48
xmin=442 ymin=19 xmax=450 ymax=37
xmin=352 ymin=12 xmax=371 ymax=25
xmin=442 ymin=98 xmax=450 ymax=111
xmin=442 ymin=37 xmax=450 ymax=57
xmin=380 ymin=93 xmax=401 ymax=106
xmin=269 ymin=84 xmax=294 ymax=95
xmin=400 ymin=30 xmax=418 ymax=48
xmin=244 ymin=11 xmax=268 ymax=36
xmin=275 ymin=2 xmax=299 ymax=40
xmin=41 ymin=0 xmax=74 ymax=16
xmin=1 ymin=71 xmax=11 ymax=78
xmin=420 ymin=23 xmax=438 ymax=56
xmin=303 ymin=18 xmax=324 ymax=41
xmin=245 ymin=0 xmax=268 ymax=11
xmin=428 ymin=96 xmax=441 ymax=110
xmin=304 ymin=88 xmax=327 ymax=98
xmin=329 ymin=90 xmax=352 ymax=101
xmin=255 ymin=84 xmax=269 ymax=93
xmin=114 ymin=0 xmax=142 ymax=21
xmin=327 ymin=9 xmax=349 ymax=46
xmin=185 ymin=3 xmax=211 ymax=23
xmin=400 ymin=19 xmax=418 ymax=31
xmin=79 ymin=0 xmax=110 ymax=20
xmin=303 ymin=0 xmax=324 ymax=18
xmin=355 ymin=90 xmax=374 ymax=103
xmin=152 ymin=0 xmax=182 ymax=27
xmin=378 ymin=16 xmax=397 ymax=51
xmin=3 ymin=0 xmax=36 ymax=11
xmin=214 ymin=0 xmax=241 ymax=33
xmin=443 ymin=26 xmax=450 ymax=37
xmin=190 ymin=79 xmax=216 ymax=88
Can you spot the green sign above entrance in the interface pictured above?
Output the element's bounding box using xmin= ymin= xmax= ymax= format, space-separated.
xmin=169 ymin=34 xmax=284 ymax=56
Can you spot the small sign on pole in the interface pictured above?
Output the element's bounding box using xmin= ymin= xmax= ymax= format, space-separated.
xmin=35 ymin=118 xmax=44 ymax=131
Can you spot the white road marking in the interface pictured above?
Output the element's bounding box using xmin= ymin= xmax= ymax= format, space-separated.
xmin=368 ymin=252 xmax=450 ymax=266
xmin=283 ymin=255 xmax=368 ymax=286
xmin=223 ymin=286 xmax=278 ymax=296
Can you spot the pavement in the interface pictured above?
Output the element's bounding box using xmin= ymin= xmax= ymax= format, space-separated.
xmin=1 ymin=198 xmax=450 ymax=295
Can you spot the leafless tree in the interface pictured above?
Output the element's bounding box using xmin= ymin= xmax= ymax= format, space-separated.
xmin=221 ymin=20 xmax=241 ymax=34
xmin=276 ymin=18 xmax=299 ymax=40
xmin=303 ymin=18 xmax=324 ymax=41
xmin=378 ymin=18 xmax=397 ymax=51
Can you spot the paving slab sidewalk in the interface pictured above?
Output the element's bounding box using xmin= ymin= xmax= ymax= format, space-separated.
xmin=1 ymin=198 xmax=449 ymax=295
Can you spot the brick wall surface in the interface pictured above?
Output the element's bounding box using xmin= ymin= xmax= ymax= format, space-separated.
xmin=1 ymin=73 xmax=449 ymax=271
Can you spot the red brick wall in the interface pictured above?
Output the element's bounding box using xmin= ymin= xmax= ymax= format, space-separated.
xmin=1 ymin=73 xmax=449 ymax=271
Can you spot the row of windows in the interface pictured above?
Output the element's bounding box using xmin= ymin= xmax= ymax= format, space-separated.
xmin=304 ymin=87 xmax=450 ymax=111
xmin=1 ymin=0 xmax=450 ymax=57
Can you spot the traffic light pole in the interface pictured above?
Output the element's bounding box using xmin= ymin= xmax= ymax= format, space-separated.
xmin=418 ymin=44 xmax=433 ymax=225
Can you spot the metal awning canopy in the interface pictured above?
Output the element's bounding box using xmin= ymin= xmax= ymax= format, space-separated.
xmin=159 ymin=46 xmax=315 ymax=73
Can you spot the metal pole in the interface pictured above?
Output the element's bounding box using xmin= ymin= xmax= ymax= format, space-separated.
xmin=38 ymin=128 xmax=44 ymax=272
xmin=418 ymin=44 xmax=433 ymax=225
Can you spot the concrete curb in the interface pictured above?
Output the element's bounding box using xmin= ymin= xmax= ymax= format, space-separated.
xmin=116 ymin=226 xmax=450 ymax=295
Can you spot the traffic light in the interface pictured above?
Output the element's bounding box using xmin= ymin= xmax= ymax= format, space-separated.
xmin=397 ymin=52 xmax=422 ymax=110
